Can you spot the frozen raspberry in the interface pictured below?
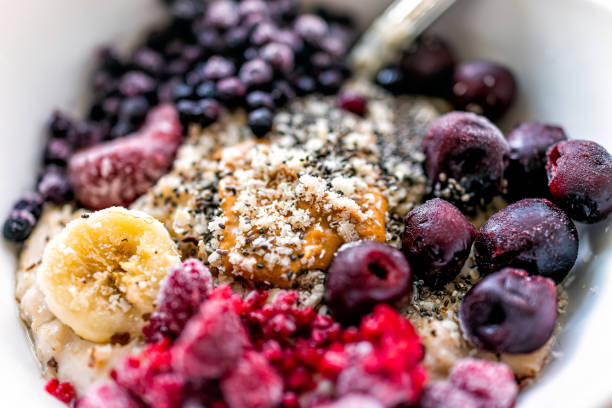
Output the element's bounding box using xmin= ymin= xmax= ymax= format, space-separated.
xmin=423 ymin=111 xmax=509 ymax=210
xmin=336 ymin=305 xmax=426 ymax=407
xmin=324 ymin=241 xmax=412 ymax=325
xmin=45 ymin=378 xmax=76 ymax=404
xmin=402 ymin=198 xmax=476 ymax=287
xmin=451 ymin=61 xmax=517 ymax=120
xmin=505 ymin=121 xmax=567 ymax=201
xmin=143 ymin=258 xmax=214 ymax=342
xmin=546 ymin=140 xmax=612 ymax=223
xmin=68 ymin=104 xmax=183 ymax=210
xmin=221 ymin=351 xmax=283 ymax=408
xmin=460 ymin=268 xmax=557 ymax=354
xmin=112 ymin=340 xmax=184 ymax=407
xmin=313 ymin=395 xmax=383 ymax=408
xmin=421 ymin=358 xmax=517 ymax=408
xmin=76 ymin=382 xmax=140 ymax=408
xmin=474 ymin=198 xmax=578 ymax=283
xmin=172 ymin=289 xmax=249 ymax=380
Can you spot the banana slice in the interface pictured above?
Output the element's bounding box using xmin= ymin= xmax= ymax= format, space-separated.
xmin=38 ymin=207 xmax=181 ymax=343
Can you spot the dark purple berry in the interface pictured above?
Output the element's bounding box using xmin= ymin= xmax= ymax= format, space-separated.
xmin=260 ymin=42 xmax=294 ymax=74
xmin=250 ymin=22 xmax=278 ymax=46
xmin=243 ymin=47 xmax=260 ymax=61
xmin=118 ymin=71 xmax=156 ymax=98
xmin=132 ymin=48 xmax=165 ymax=76
xmin=505 ymin=122 xmax=567 ymax=201
xmin=170 ymin=0 xmax=202 ymax=22
xmin=48 ymin=111 xmax=74 ymax=139
xmin=3 ymin=210 xmax=36 ymax=242
xmin=248 ymin=108 xmax=274 ymax=137
xmin=165 ymin=59 xmax=191 ymax=77
xmin=44 ymin=138 xmax=72 ymax=167
xmin=176 ymin=100 xmax=203 ymax=126
xmin=311 ymin=51 xmax=334 ymax=70
xmin=324 ymin=240 xmax=412 ymax=325
xmin=110 ymin=121 xmax=135 ymax=139
xmin=143 ymin=258 xmax=213 ymax=342
xmin=173 ymin=82 xmax=195 ymax=101
xmin=195 ymin=81 xmax=217 ymax=100
xmin=375 ymin=66 xmax=404 ymax=94
xmin=118 ymin=96 xmax=150 ymax=124
xmin=400 ymin=35 xmax=455 ymax=95
xmin=270 ymin=80 xmax=296 ymax=106
xmin=317 ymin=69 xmax=343 ymax=95
xmin=96 ymin=47 xmax=124 ymax=75
xmin=474 ymin=198 xmax=578 ymax=283
xmin=196 ymin=29 xmax=224 ymax=53
xmin=546 ymin=140 xmax=612 ymax=223
xmin=294 ymin=14 xmax=328 ymax=45
xmin=237 ymin=0 xmax=267 ymax=19
xmin=246 ymin=91 xmax=275 ymax=111
xmin=402 ymin=199 xmax=476 ymax=288
xmin=203 ymin=56 xmax=235 ymax=81
xmin=336 ymin=91 xmax=367 ymax=117
xmin=13 ymin=192 xmax=44 ymax=219
xmin=197 ymin=99 xmax=222 ymax=127
xmin=321 ymin=37 xmax=347 ymax=58
xmin=204 ymin=0 xmax=239 ymax=29
xmin=37 ymin=168 xmax=73 ymax=203
xmin=239 ymin=58 xmax=273 ymax=88
xmin=216 ymin=77 xmax=247 ymax=105
xmin=423 ymin=111 xmax=510 ymax=210
xmin=293 ymin=75 xmax=316 ymax=95
xmin=451 ymin=60 xmax=517 ymax=120
xmin=225 ymin=26 xmax=250 ymax=52
xmin=460 ymin=268 xmax=557 ymax=354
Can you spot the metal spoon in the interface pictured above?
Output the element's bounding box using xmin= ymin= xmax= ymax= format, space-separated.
xmin=349 ymin=0 xmax=456 ymax=77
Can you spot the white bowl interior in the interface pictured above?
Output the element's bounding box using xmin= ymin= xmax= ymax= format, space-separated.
xmin=0 ymin=0 xmax=611 ymax=406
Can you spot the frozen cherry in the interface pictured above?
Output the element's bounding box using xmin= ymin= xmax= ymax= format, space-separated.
xmin=460 ymin=268 xmax=557 ymax=354
xmin=324 ymin=241 xmax=412 ymax=325
xmin=474 ymin=198 xmax=578 ymax=283
xmin=337 ymin=91 xmax=367 ymax=117
xmin=546 ymin=140 xmax=612 ymax=223
xmin=143 ymin=258 xmax=213 ymax=342
xmin=505 ymin=122 xmax=567 ymax=201
xmin=451 ymin=60 xmax=517 ymax=120
xmin=400 ymin=35 xmax=455 ymax=95
xmin=422 ymin=358 xmax=518 ymax=408
xmin=423 ymin=111 xmax=509 ymax=210
xmin=402 ymin=199 xmax=476 ymax=287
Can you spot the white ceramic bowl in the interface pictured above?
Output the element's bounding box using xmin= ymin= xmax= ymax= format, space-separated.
xmin=1 ymin=0 xmax=611 ymax=406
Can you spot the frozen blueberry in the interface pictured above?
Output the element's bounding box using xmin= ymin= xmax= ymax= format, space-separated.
xmin=118 ymin=96 xmax=150 ymax=124
xmin=3 ymin=210 xmax=36 ymax=242
xmin=451 ymin=60 xmax=517 ymax=120
xmin=37 ymin=168 xmax=73 ymax=203
xmin=173 ymin=83 xmax=195 ymax=101
xmin=194 ymin=81 xmax=217 ymax=100
xmin=131 ymin=48 xmax=165 ymax=76
xmin=317 ymin=69 xmax=344 ymax=95
xmin=48 ymin=111 xmax=75 ymax=139
xmin=423 ymin=111 xmax=510 ymax=210
xmin=13 ymin=192 xmax=44 ymax=219
xmin=402 ymin=199 xmax=476 ymax=288
xmin=270 ymin=80 xmax=296 ymax=106
xmin=203 ymin=56 xmax=235 ymax=81
xmin=293 ymin=75 xmax=317 ymax=95
xmin=400 ymin=35 xmax=455 ymax=95
xmin=474 ymin=198 xmax=578 ymax=283
xmin=375 ymin=66 xmax=405 ymax=94
xmin=248 ymin=108 xmax=274 ymax=137
xmin=246 ymin=91 xmax=275 ymax=111
xmin=204 ymin=0 xmax=239 ymax=29
xmin=260 ymin=42 xmax=294 ymax=74
xmin=197 ymin=99 xmax=222 ymax=127
xmin=217 ymin=77 xmax=247 ymax=105
xmin=44 ymin=138 xmax=72 ymax=166
xmin=505 ymin=122 xmax=567 ymax=201
xmin=118 ymin=71 xmax=157 ymax=97
xmin=294 ymin=14 xmax=328 ymax=45
xmin=250 ymin=22 xmax=279 ymax=46
xmin=336 ymin=91 xmax=367 ymax=117
xmin=224 ymin=26 xmax=250 ymax=54
xmin=239 ymin=58 xmax=273 ymax=88
xmin=460 ymin=268 xmax=557 ymax=353
xmin=546 ymin=140 xmax=612 ymax=223
xmin=177 ymin=100 xmax=202 ymax=126
xmin=324 ymin=241 xmax=412 ymax=325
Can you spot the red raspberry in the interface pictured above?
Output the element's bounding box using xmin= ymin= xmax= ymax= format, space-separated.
xmin=45 ymin=378 xmax=76 ymax=404
xmin=172 ymin=289 xmax=250 ymax=380
xmin=68 ymin=104 xmax=183 ymax=210
xmin=421 ymin=358 xmax=518 ymax=408
xmin=143 ymin=258 xmax=213 ymax=343
xmin=76 ymin=382 xmax=141 ymax=408
xmin=313 ymin=394 xmax=384 ymax=408
xmin=221 ymin=351 xmax=283 ymax=408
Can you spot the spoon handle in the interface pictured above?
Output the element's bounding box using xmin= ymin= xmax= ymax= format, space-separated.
xmin=349 ymin=0 xmax=456 ymax=77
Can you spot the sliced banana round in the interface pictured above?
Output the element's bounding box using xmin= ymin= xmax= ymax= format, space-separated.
xmin=38 ymin=207 xmax=181 ymax=343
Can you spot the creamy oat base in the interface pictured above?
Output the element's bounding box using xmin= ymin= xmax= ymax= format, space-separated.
xmin=16 ymin=85 xmax=562 ymax=394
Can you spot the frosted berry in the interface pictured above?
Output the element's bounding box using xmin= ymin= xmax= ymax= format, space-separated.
xmin=76 ymin=382 xmax=140 ymax=408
